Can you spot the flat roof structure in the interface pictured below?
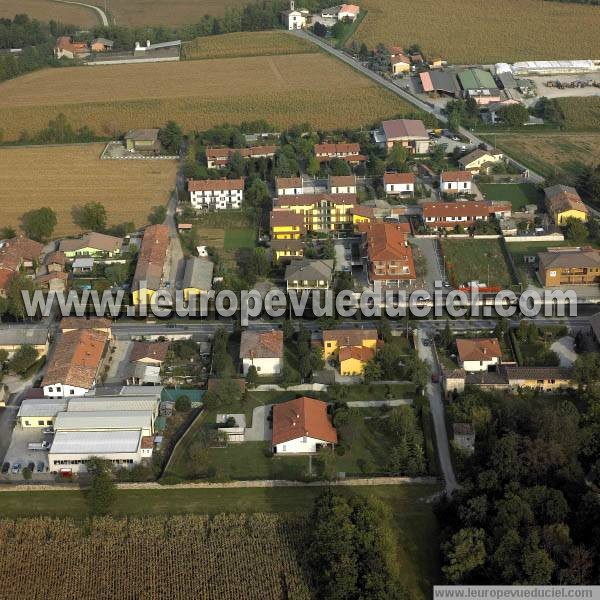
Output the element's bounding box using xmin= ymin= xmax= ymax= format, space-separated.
xmin=50 ymin=430 xmax=141 ymax=454
xmin=53 ymin=410 xmax=154 ymax=432
xmin=67 ymin=396 xmax=159 ymax=413
xmin=17 ymin=399 xmax=68 ymax=418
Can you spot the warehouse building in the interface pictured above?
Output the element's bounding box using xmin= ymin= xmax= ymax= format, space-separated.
xmin=509 ymin=60 xmax=600 ymax=76
xmin=457 ymin=68 xmax=501 ymax=104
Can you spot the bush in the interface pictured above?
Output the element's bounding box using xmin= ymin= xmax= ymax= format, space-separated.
xmin=175 ymin=395 xmax=192 ymax=412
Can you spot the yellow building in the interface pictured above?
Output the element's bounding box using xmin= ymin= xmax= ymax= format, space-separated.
xmin=271 ymin=239 xmax=305 ymax=264
xmin=181 ymin=257 xmax=213 ymax=303
xmin=270 ymin=211 xmax=306 ymax=240
xmin=544 ymin=184 xmax=589 ymax=225
xmin=17 ymin=398 xmax=67 ymax=428
xmin=322 ymin=329 xmax=378 ymax=360
xmin=339 ymin=345 xmax=376 ymax=376
xmin=504 ymin=366 xmax=573 ymax=392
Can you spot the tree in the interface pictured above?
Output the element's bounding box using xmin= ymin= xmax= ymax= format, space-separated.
xmin=363 ymin=358 xmax=382 ymax=383
xmin=8 ymin=344 xmax=38 ymax=374
xmin=175 ymin=395 xmax=192 ymax=412
xmin=22 ymin=467 xmax=32 ymax=480
xmin=442 ymin=528 xmax=487 ymax=583
xmin=73 ymin=201 xmax=107 ymax=232
xmin=329 ymin=157 xmax=352 ymax=176
xmin=20 ymin=207 xmax=57 ymax=242
xmin=158 ymin=120 xmax=183 ymax=154
xmin=564 ymin=217 xmax=589 ymax=245
xmin=0 ymin=226 xmax=16 ymax=239
xmin=307 ymin=156 xmax=320 ymax=177
xmin=0 ymin=349 xmax=8 ymax=364
xmin=148 ymin=204 xmax=167 ymax=225
xmin=86 ymin=459 xmax=117 ymax=515
xmin=498 ymin=103 xmax=530 ymax=127
xmin=246 ymin=365 xmax=259 ymax=387
xmin=440 ymin=319 xmax=454 ymax=350
xmin=203 ymin=378 xmax=242 ymax=410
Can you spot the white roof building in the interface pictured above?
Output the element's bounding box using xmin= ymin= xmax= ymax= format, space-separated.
xmin=53 ymin=410 xmax=154 ymax=436
xmin=51 ymin=429 xmax=142 ymax=455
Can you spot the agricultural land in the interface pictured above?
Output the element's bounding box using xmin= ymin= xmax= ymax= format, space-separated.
xmin=0 ymin=144 xmax=176 ymax=236
xmin=0 ymin=484 xmax=441 ymax=599
xmin=0 ymin=52 xmax=418 ymax=141
xmin=441 ymin=238 xmax=516 ymax=289
xmin=0 ymin=0 xmax=99 ymax=27
xmin=352 ymin=0 xmax=600 ymax=64
xmin=97 ymin=0 xmax=247 ymax=26
xmin=181 ymin=31 xmax=316 ymax=60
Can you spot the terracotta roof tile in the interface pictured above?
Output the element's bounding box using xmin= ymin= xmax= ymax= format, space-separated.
xmin=240 ymin=330 xmax=283 ymax=359
xmin=272 ymin=397 xmax=337 ymax=445
xmin=456 ymin=338 xmax=501 ymax=363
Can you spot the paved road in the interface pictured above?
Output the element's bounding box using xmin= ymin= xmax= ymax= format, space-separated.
xmin=415 ymin=327 xmax=458 ymax=495
xmin=51 ymin=0 xmax=109 ymax=25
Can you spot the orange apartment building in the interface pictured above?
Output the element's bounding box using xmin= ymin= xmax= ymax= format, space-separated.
xmin=538 ymin=247 xmax=600 ymax=287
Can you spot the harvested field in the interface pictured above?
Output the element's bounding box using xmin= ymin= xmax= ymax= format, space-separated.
xmin=0 ymin=514 xmax=311 ymax=599
xmin=0 ymin=0 xmax=99 ymax=26
xmin=353 ymin=0 xmax=600 ymax=64
xmin=0 ymin=53 xmax=416 ymax=140
xmin=481 ymin=132 xmax=600 ymax=178
xmin=99 ymin=0 xmax=247 ymax=25
xmin=182 ymin=31 xmax=316 ymax=60
xmin=0 ymin=144 xmax=176 ymax=237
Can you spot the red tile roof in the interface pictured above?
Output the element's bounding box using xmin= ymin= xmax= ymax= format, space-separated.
xmin=456 ymin=338 xmax=502 ymax=363
xmin=329 ymin=175 xmax=357 ymax=187
xmin=188 ymin=178 xmax=244 ymax=192
xmin=130 ymin=341 xmax=170 ymax=363
xmin=382 ymin=119 xmax=428 ymax=140
xmin=384 ymin=172 xmax=416 ymax=185
xmin=0 ymin=268 xmax=14 ymax=292
xmin=240 ymin=330 xmax=283 ymax=359
xmin=132 ymin=224 xmax=170 ymax=290
xmin=270 ymin=210 xmax=306 ymax=229
xmin=440 ymin=170 xmax=472 ymax=183
xmin=276 ymin=177 xmax=303 ymax=189
xmin=274 ymin=193 xmax=356 ymax=208
xmin=339 ymin=345 xmax=375 ymax=363
xmin=323 ymin=329 xmax=378 ymax=346
xmin=314 ymin=142 xmax=361 ymax=156
xmin=272 ymin=397 xmax=337 ymax=446
xmin=422 ymin=201 xmax=491 ymax=219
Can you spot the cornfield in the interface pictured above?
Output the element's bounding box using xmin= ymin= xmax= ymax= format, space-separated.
xmin=0 ymin=514 xmax=312 ymax=599
xmin=0 ymin=53 xmax=416 ymax=141
xmin=353 ymin=0 xmax=600 ymax=64
xmin=182 ymin=31 xmax=316 ymax=61
xmin=0 ymin=144 xmax=176 ymax=236
xmin=557 ymin=97 xmax=600 ymax=131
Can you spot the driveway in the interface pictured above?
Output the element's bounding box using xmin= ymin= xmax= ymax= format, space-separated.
xmin=415 ymin=327 xmax=458 ymax=494
xmin=411 ymin=238 xmax=444 ymax=292
xmin=550 ymin=336 xmax=577 ymax=367
xmin=104 ymin=340 xmax=133 ymax=384
xmin=245 ymin=405 xmax=272 ymax=442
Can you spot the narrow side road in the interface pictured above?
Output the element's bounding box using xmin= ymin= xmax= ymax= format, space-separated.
xmin=51 ymin=0 xmax=109 ymax=26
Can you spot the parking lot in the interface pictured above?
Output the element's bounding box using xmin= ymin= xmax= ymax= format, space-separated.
xmin=2 ymin=426 xmax=53 ymax=481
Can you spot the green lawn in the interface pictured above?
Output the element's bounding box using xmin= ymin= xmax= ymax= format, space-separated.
xmin=223 ymin=227 xmax=255 ymax=249
xmin=441 ymin=238 xmax=516 ymax=289
xmin=0 ymin=483 xmax=441 ymax=599
xmin=478 ymin=183 xmax=543 ymax=211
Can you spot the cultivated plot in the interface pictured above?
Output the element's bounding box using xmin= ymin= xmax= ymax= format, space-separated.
xmin=0 ymin=0 xmax=99 ymax=26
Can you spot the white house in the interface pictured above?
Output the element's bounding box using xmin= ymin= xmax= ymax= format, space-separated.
xmin=383 ymin=172 xmax=415 ymax=196
xmin=42 ymin=329 xmax=109 ymax=398
xmin=239 ymin=329 xmax=283 ymax=376
xmin=440 ymin=171 xmax=473 ymax=194
xmin=188 ymin=178 xmax=244 ymax=210
xmin=282 ymin=0 xmax=306 ymax=30
xmin=329 ymin=175 xmax=357 ymax=194
xmin=456 ymin=338 xmax=502 ymax=372
xmin=272 ymin=397 xmax=337 ymax=454
xmin=275 ymin=176 xmax=304 ymax=196
xmin=337 ymin=3 xmax=360 ymax=20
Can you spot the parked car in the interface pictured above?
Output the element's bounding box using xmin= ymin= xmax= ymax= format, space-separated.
xmin=422 ymin=338 xmax=431 ymax=347
xmin=1 ymin=462 xmax=9 ymax=474
xmin=451 ymin=135 xmax=461 ymax=141
xmin=36 ymin=462 xmax=44 ymax=473
xmin=11 ymin=463 xmax=21 ymax=474
xmin=27 ymin=462 xmax=35 ymax=473
xmin=431 ymin=373 xmax=440 ymax=383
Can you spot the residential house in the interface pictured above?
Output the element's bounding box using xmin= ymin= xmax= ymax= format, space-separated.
xmin=391 ymin=53 xmax=411 ymax=75
xmin=285 ymin=259 xmax=334 ymax=292
xmin=544 ymin=184 xmax=589 ymax=225
xmin=452 ymin=423 xmax=475 ymax=453
xmin=272 ymin=396 xmax=337 ymax=454
xmin=352 ymin=205 xmax=374 ymax=226
xmin=456 ymin=338 xmax=502 ymax=372
xmin=72 ymin=257 xmax=94 ymax=274
xmin=124 ymin=129 xmax=161 ymax=154
xmin=270 ymin=239 xmax=305 ymax=264
xmin=181 ymin=257 xmax=214 ymax=302
xmin=91 ymin=38 xmax=114 ymax=52
xmin=42 ymin=329 xmax=109 ymax=398
xmin=54 ymin=36 xmax=89 ymax=59
xmin=129 ymin=341 xmax=170 ymax=366
xmin=314 ymin=143 xmax=366 ymax=165
xmin=503 ymin=366 xmax=573 ymax=392
xmin=440 ymin=171 xmax=473 ymax=194
xmin=239 ymin=329 xmax=284 ymax=376
xmin=0 ymin=327 xmax=49 ymax=357
xmin=282 ymin=0 xmax=307 ymax=29
xmin=339 ymin=345 xmax=375 ymax=376
xmin=59 ymin=232 xmax=123 ymax=260
xmin=458 ymin=148 xmax=505 ymax=174
xmin=337 ymin=4 xmax=360 ymax=20
xmin=273 ymin=193 xmax=356 ymax=234
xmin=422 ymin=201 xmax=494 ymax=229
xmin=381 ymin=119 xmax=430 ymax=154
xmin=358 ymin=222 xmax=416 ymax=287
xmin=329 ymin=175 xmax=357 ymax=194
xmin=35 ymin=270 xmax=68 ymax=293
xmin=0 ymin=236 xmax=44 ymax=271
xmin=276 ymin=176 xmax=304 ymax=196
xmin=45 ymin=251 xmax=67 ymax=273
xmin=270 ymin=210 xmax=306 ymax=240
xmin=188 ymin=178 xmax=244 ymax=210
xmin=0 ymin=269 xmax=13 ymax=298
xmin=205 ymin=145 xmax=277 ymax=169
xmin=131 ymin=224 xmax=170 ymax=306
xmin=322 ymin=328 xmax=378 ymax=361
xmin=383 ymin=172 xmax=415 ymax=197
xmin=538 ymin=247 xmax=600 ymax=286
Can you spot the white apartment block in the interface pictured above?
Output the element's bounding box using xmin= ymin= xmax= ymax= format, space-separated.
xmin=188 ymin=178 xmax=244 ymax=210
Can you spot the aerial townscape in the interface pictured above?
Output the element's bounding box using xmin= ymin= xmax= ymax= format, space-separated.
xmin=1 ymin=0 xmax=600 ymax=598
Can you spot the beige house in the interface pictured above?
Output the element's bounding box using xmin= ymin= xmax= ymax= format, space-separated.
xmin=458 ymin=148 xmax=505 ymax=174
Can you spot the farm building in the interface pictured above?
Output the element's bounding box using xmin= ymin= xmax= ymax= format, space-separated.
xmin=272 ymin=397 xmax=337 ymax=454
xmin=124 ymin=129 xmax=161 ymax=154
xmin=457 ymin=68 xmax=501 ymax=104
xmin=508 ymin=60 xmax=600 ymax=76
xmin=419 ymin=71 xmax=460 ymax=97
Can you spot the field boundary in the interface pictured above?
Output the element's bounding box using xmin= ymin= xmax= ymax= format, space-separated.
xmin=50 ymin=0 xmax=108 ymax=25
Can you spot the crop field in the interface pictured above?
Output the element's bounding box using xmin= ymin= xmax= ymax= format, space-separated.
xmin=0 ymin=0 xmax=99 ymax=26
xmin=352 ymin=0 xmax=600 ymax=64
xmin=0 ymin=514 xmax=311 ymax=599
xmin=441 ymin=239 xmax=516 ymax=289
xmin=0 ymin=144 xmax=176 ymax=236
xmin=483 ymin=132 xmax=600 ymax=178
xmin=98 ymin=0 xmax=247 ymax=26
xmin=0 ymin=53 xmax=415 ymax=141
xmin=182 ymin=31 xmax=316 ymax=60
xmin=556 ymin=97 xmax=600 ymax=131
